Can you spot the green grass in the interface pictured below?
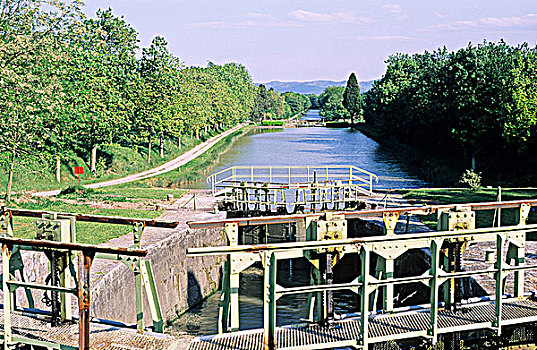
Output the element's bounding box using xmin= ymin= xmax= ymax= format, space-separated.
xmin=58 ymin=186 xmax=186 ymax=202
xmin=261 ymin=120 xmax=285 ymax=126
xmin=397 ymin=187 xmax=537 ymax=230
xmin=0 ymin=127 xmax=226 ymax=196
xmin=9 ymin=184 xmax=187 ymax=244
xmin=134 ymin=127 xmax=250 ymax=187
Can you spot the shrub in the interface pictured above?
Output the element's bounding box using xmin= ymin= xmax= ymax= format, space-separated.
xmin=459 ymin=169 xmax=482 ymax=191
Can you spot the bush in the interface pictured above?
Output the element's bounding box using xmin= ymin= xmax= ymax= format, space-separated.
xmin=59 ymin=185 xmax=94 ymax=196
xmin=261 ymin=120 xmax=285 ymax=126
xmin=459 ymin=169 xmax=482 ymax=191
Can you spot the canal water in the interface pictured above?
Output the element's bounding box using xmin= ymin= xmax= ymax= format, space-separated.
xmin=192 ymin=109 xmax=426 ymax=190
xmin=170 ymin=110 xmax=426 ymax=338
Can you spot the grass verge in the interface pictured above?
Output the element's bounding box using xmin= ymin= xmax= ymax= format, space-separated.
xmin=397 ymin=187 xmax=537 ymax=230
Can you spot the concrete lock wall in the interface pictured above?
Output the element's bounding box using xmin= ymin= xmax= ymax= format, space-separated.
xmin=3 ymin=220 xmax=226 ymax=327
xmin=91 ymin=222 xmax=225 ymax=325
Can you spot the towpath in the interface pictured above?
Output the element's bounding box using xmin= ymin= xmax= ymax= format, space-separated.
xmin=33 ymin=124 xmax=246 ymax=197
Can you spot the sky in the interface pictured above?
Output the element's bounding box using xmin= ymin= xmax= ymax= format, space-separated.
xmin=84 ymin=0 xmax=537 ymax=83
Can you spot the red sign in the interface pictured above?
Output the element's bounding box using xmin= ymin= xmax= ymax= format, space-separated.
xmin=74 ymin=166 xmax=83 ymax=175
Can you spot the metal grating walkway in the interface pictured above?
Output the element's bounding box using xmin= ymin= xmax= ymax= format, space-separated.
xmin=0 ymin=310 xmax=178 ymax=349
xmin=188 ymin=299 xmax=537 ymax=350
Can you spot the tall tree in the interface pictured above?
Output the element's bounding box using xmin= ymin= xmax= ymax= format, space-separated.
xmin=343 ymin=72 xmax=363 ymax=128
xmin=0 ymin=0 xmax=82 ymax=200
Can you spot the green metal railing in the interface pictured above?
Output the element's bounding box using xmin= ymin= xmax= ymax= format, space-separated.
xmin=0 ymin=209 xmax=165 ymax=350
xmin=187 ymin=200 xmax=537 ymax=349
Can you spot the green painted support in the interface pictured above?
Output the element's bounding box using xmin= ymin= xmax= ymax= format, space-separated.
xmin=3 ymin=243 xmax=13 ymax=350
xmin=359 ymin=246 xmax=370 ymax=347
xmin=226 ymin=223 xmax=240 ymax=332
xmin=263 ymin=251 xmax=276 ymax=350
xmin=494 ymin=233 xmax=505 ymax=334
xmin=218 ymin=260 xmax=231 ymax=334
xmin=132 ymin=222 xmax=144 ymax=333
xmin=140 ymin=260 xmax=164 ymax=333
xmin=429 ymin=239 xmax=441 ymax=344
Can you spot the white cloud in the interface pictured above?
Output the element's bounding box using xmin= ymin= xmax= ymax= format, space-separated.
xmin=434 ymin=11 xmax=445 ymax=19
xmin=353 ymin=35 xmax=417 ymax=42
xmin=193 ymin=9 xmax=375 ymax=28
xmin=288 ymin=9 xmax=360 ymax=24
xmin=432 ymin=13 xmax=537 ymax=31
xmin=381 ymin=4 xmax=409 ymax=19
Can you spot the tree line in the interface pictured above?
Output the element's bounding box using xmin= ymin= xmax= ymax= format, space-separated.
xmin=0 ymin=1 xmax=306 ymax=200
xmin=363 ymin=40 xmax=537 ymax=183
xmin=251 ymin=84 xmax=311 ymax=121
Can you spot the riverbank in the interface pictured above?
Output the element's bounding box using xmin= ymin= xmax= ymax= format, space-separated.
xmin=355 ymin=124 xmax=463 ymax=186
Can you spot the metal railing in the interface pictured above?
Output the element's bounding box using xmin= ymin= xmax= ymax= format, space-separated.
xmin=188 ymin=223 xmax=537 ymax=349
xmin=0 ymin=208 xmax=166 ymax=350
xmin=207 ymin=166 xmax=379 ymax=212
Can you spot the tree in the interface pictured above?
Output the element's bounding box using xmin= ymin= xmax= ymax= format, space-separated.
xmin=343 ymin=73 xmax=363 ymax=128
xmin=319 ymin=86 xmax=348 ymax=120
xmin=0 ymin=0 xmax=82 ymax=200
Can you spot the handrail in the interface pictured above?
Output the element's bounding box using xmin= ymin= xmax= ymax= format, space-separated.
xmin=188 ymin=198 xmax=537 ymax=229
xmin=2 ymin=207 xmax=179 ymax=228
xmin=187 ymin=223 xmax=537 ymax=256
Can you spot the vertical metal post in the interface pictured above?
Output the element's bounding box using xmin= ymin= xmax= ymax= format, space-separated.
xmin=384 ymin=258 xmax=394 ymax=312
xmin=263 ymin=251 xmax=276 ymax=350
xmin=494 ymin=233 xmax=504 ymax=334
xmin=3 ymin=243 xmax=13 ymax=350
xmin=133 ymin=222 xmax=144 ymax=333
xmin=223 ymin=223 xmax=240 ymax=331
xmin=497 ymin=187 xmax=502 ymax=227
xmin=288 ymin=167 xmax=291 ymax=185
xmin=78 ymin=251 xmax=94 ymax=350
xmin=140 ymin=260 xmax=164 ymax=332
xmin=218 ymin=259 xmax=231 ymax=334
xmin=359 ymin=246 xmax=370 ymax=347
xmin=429 ymin=240 xmax=440 ymax=344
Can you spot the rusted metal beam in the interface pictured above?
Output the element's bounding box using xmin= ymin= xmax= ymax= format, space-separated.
xmin=78 ymin=250 xmax=94 ymax=350
xmin=187 ymin=199 xmax=537 ymax=229
xmin=0 ymin=236 xmax=148 ymax=257
xmin=2 ymin=207 xmax=179 ymax=228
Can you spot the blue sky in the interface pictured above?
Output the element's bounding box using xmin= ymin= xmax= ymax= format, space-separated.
xmin=84 ymin=1 xmax=537 ymax=83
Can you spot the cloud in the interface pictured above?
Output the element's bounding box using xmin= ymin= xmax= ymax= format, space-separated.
xmin=432 ymin=13 xmax=537 ymax=31
xmin=288 ymin=9 xmax=357 ymax=23
xmin=382 ymin=4 xmax=408 ymax=19
xmin=352 ymin=35 xmax=417 ymax=42
xmin=193 ymin=9 xmax=375 ymax=28
xmin=434 ymin=11 xmax=445 ymax=19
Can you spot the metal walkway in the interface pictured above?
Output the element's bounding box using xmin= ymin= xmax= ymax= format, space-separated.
xmin=207 ymin=165 xmax=379 ymax=213
xmin=188 ymin=298 xmax=537 ymax=350
xmin=0 ymin=310 xmax=177 ymax=350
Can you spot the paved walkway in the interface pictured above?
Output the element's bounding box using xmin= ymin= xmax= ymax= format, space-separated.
xmin=33 ymin=124 xmax=246 ymax=197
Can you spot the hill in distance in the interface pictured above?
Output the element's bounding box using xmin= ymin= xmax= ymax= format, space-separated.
xmin=259 ymin=80 xmax=375 ymax=95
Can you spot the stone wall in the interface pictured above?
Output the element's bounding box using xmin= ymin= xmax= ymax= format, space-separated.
xmin=90 ymin=221 xmax=225 ymax=325
xmin=4 ymin=212 xmax=226 ymax=328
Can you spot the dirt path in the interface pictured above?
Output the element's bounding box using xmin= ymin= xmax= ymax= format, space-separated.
xmin=33 ymin=124 xmax=246 ymax=197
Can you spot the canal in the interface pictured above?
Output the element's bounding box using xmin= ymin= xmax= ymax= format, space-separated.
xmin=170 ymin=110 xmax=427 ymax=338
xmin=192 ymin=109 xmax=426 ymax=190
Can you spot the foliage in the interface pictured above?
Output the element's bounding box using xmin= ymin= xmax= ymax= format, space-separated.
xmin=0 ymin=2 xmax=309 ymax=197
xmin=342 ymin=73 xmax=363 ymax=124
xmin=363 ymin=41 xmax=537 ymax=184
xmin=261 ymin=120 xmax=285 ymax=126
xmin=459 ymin=169 xmax=482 ymax=191
xmin=319 ymin=86 xmax=349 ymax=120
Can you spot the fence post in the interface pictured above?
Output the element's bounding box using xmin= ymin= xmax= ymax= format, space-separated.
xmin=359 ymin=245 xmax=370 ymax=347
xmin=263 ymin=251 xmax=276 ymax=350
